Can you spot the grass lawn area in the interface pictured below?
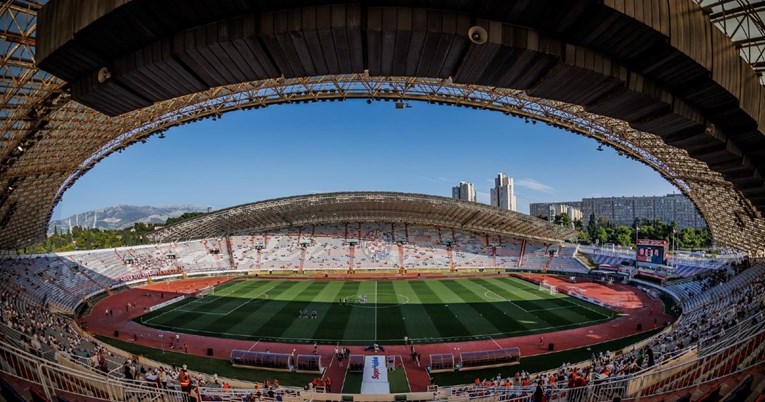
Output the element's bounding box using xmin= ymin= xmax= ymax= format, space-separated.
xmin=137 ymin=277 xmax=616 ymax=345
xmin=389 ymin=367 xmax=410 ymax=393
xmin=342 ymin=372 xmax=362 ymax=393
xmin=96 ymin=335 xmax=314 ymax=386
xmin=431 ymin=329 xmax=662 ymax=385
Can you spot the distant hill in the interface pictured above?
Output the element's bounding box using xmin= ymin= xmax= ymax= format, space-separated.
xmin=48 ymin=205 xmax=205 ymax=233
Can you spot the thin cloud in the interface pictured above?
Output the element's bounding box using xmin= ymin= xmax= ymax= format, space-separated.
xmin=417 ymin=176 xmax=455 ymax=184
xmin=516 ymin=178 xmax=555 ymax=194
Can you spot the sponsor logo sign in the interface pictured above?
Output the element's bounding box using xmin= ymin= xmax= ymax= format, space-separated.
xmin=361 ymin=355 xmax=390 ymax=394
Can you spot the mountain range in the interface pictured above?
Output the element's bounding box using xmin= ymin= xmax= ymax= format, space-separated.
xmin=48 ymin=205 xmax=205 ymax=233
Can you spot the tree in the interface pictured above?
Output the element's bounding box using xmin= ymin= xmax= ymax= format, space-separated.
xmin=596 ymin=227 xmax=608 ymax=245
xmin=614 ymin=225 xmax=634 ymax=247
xmin=577 ymin=229 xmax=590 ymax=244
xmin=587 ymin=213 xmax=597 ymax=241
xmin=573 ymin=218 xmax=584 ymax=230
xmin=165 ymin=212 xmax=207 ymax=226
xmin=559 ymin=212 xmax=571 ymax=227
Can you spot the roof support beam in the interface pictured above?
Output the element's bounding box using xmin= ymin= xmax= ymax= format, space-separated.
xmin=0 ymin=30 xmax=35 ymax=46
xmin=709 ymin=1 xmax=765 ymax=21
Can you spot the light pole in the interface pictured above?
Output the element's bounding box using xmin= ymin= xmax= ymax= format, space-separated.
xmin=635 ymin=226 xmax=640 ymax=248
xmin=671 ymin=228 xmax=676 ymax=256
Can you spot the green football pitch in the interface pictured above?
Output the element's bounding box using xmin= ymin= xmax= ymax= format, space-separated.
xmin=137 ymin=277 xmax=616 ymax=344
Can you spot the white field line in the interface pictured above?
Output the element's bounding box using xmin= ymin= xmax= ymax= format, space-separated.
xmin=147 ymin=285 xmax=273 ymax=319
xmin=476 ymin=284 xmax=530 ymax=313
xmin=142 ymin=317 xmax=606 ymax=344
xmin=374 ymin=281 xmax=378 ymax=342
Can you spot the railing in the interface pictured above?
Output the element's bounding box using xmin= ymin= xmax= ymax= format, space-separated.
xmin=697 ymin=311 xmax=765 ymax=356
xmin=0 ymin=322 xmax=55 ymax=362
xmin=198 ymin=387 xmax=309 ymax=402
xmin=0 ymin=319 xmax=762 ymax=402
xmin=0 ymin=342 xmax=187 ymax=402
xmin=578 ymin=245 xmax=742 ymax=266
xmin=433 ymin=324 xmax=764 ymax=402
xmin=604 ymin=328 xmax=761 ymax=400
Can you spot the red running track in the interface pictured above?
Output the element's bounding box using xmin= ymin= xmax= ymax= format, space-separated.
xmin=83 ymin=274 xmax=672 ymax=392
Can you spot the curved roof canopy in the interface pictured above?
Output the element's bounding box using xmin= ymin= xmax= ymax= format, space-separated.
xmin=1 ymin=0 xmax=765 ymax=255
xmin=696 ymin=0 xmax=765 ymax=84
xmin=147 ymin=192 xmax=578 ymax=244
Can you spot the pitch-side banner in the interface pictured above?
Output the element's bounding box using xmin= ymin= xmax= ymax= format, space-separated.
xmin=360 ymin=355 xmax=390 ymax=394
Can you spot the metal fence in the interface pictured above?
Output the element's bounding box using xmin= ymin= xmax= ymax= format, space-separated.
xmin=0 ymin=343 xmax=187 ymax=402
xmin=434 ymin=325 xmax=764 ymax=402
xmin=0 ymin=310 xmax=763 ymax=402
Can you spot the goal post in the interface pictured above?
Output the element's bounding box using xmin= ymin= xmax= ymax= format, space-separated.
xmin=539 ymin=281 xmax=557 ymax=295
xmin=195 ymin=286 xmax=214 ymax=298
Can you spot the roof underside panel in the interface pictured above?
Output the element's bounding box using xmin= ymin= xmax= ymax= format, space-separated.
xmin=1 ymin=0 xmax=765 ymax=255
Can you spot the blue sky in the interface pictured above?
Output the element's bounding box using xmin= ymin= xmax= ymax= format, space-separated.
xmin=51 ymin=100 xmax=678 ymax=220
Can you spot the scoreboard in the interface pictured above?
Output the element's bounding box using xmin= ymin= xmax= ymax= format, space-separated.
xmin=636 ymin=239 xmax=668 ymax=265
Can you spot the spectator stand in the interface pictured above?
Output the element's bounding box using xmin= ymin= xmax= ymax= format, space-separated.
xmin=458 ymin=347 xmax=521 ymax=371
xmin=428 ymin=353 xmax=455 ymax=373
xmin=295 ymin=354 xmax=323 ymax=374
xmin=230 ymin=350 xmax=293 ymax=372
xmin=198 ymin=386 xmax=306 ymax=402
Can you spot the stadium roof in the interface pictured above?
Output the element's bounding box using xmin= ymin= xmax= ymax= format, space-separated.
xmin=1 ymin=0 xmax=765 ymax=255
xmin=696 ymin=0 xmax=765 ymax=84
xmin=147 ymin=192 xmax=578 ymax=244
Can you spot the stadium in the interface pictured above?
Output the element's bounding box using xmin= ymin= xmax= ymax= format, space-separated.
xmin=1 ymin=1 xmax=765 ymax=402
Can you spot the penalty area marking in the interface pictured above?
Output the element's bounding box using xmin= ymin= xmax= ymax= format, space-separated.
xmin=152 ymin=286 xmax=274 ymax=318
xmin=477 ymin=285 xmax=530 ymax=313
xmin=190 ymin=280 xmax=251 ymax=305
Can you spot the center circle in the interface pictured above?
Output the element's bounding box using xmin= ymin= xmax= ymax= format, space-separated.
xmin=342 ymin=292 xmax=410 ymax=308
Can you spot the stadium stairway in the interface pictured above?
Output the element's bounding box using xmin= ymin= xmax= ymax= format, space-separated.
xmin=400 ymin=352 xmax=431 ymax=391
xmin=299 ymin=247 xmax=306 ymax=273
xmin=0 ymin=376 xmax=27 ymax=402
xmin=745 ymin=373 xmax=765 ymax=402
xmin=77 ymin=268 xmax=107 ymax=290
xmin=322 ymin=354 xmax=346 ymax=392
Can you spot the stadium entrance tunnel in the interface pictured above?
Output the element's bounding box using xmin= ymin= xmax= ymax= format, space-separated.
xmin=3 ymin=0 xmax=765 ymax=255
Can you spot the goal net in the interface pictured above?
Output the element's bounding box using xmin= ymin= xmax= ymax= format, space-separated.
xmin=539 ymin=281 xmax=558 ymax=295
xmin=195 ymin=286 xmax=214 ymax=299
